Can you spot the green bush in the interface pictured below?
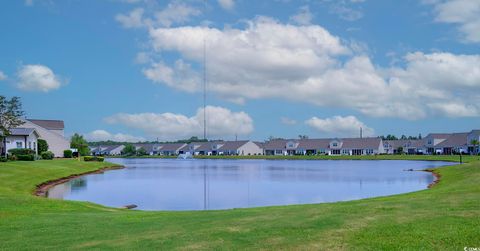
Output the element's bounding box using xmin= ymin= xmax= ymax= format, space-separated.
xmin=17 ymin=154 xmax=35 ymax=161
xmin=8 ymin=148 xmax=35 ymax=156
xmin=63 ymin=150 xmax=73 ymax=158
xmin=0 ymin=157 xmax=7 ymax=162
xmin=41 ymin=151 xmax=54 ymax=160
xmin=84 ymin=156 xmax=104 ymax=162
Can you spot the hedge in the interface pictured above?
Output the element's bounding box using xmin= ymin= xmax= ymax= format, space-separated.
xmin=84 ymin=156 xmax=104 ymax=162
xmin=17 ymin=154 xmax=35 ymax=161
xmin=41 ymin=151 xmax=54 ymax=160
xmin=8 ymin=148 xmax=35 ymax=156
xmin=63 ymin=150 xmax=73 ymax=158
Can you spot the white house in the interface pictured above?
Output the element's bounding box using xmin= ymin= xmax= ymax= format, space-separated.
xmin=22 ymin=119 xmax=70 ymax=157
xmin=1 ymin=128 xmax=40 ymax=156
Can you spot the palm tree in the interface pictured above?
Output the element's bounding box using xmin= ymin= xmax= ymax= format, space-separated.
xmin=471 ymin=139 xmax=480 ymax=155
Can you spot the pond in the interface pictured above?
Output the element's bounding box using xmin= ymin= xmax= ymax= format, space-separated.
xmin=47 ymin=159 xmax=452 ymax=211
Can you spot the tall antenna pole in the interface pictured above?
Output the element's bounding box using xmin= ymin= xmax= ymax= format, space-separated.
xmin=203 ymin=0 xmax=207 ymax=141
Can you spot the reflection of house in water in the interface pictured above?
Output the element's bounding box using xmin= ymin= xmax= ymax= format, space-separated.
xmin=46 ymin=178 xmax=87 ymax=199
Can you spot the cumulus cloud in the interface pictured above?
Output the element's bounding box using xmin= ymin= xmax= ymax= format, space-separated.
xmin=142 ymin=17 xmax=480 ymax=119
xmin=153 ymin=2 xmax=201 ymax=27
xmin=85 ymin=130 xmax=145 ymax=142
xmin=427 ymin=0 xmax=480 ymax=43
xmin=104 ymin=106 xmax=254 ymax=140
xmin=218 ymin=0 xmax=235 ymax=10
xmin=115 ymin=8 xmax=145 ymax=28
xmin=305 ymin=115 xmax=374 ymax=137
xmin=16 ymin=64 xmax=63 ymax=92
xmin=290 ymin=5 xmax=313 ymax=25
xmin=0 ymin=71 xmax=7 ymax=81
xmin=280 ymin=117 xmax=297 ymax=125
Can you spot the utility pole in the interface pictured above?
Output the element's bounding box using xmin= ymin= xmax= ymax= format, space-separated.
xmin=203 ymin=0 xmax=207 ymax=141
xmin=360 ymin=127 xmax=363 ymax=139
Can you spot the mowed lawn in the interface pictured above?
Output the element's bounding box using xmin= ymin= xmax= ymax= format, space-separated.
xmin=0 ymin=157 xmax=479 ymax=250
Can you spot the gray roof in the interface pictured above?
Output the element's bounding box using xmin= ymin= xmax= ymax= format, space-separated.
xmin=263 ymin=139 xmax=289 ymax=150
xmin=134 ymin=143 xmax=156 ymax=153
xmin=385 ymin=139 xmax=424 ymax=149
xmin=436 ymin=133 xmax=469 ymax=148
xmin=297 ymin=139 xmax=331 ymax=149
xmin=218 ymin=140 xmax=249 ymax=151
xmin=340 ymin=138 xmax=382 ymax=149
xmin=27 ymin=119 xmax=64 ymax=130
xmin=159 ymin=143 xmax=186 ymax=152
xmin=196 ymin=141 xmax=224 ymax=151
xmin=425 ymin=133 xmax=452 ymax=139
xmin=9 ymin=128 xmax=37 ymax=136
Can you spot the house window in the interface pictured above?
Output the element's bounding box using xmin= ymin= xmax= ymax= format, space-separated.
xmin=342 ymin=149 xmax=349 ymax=155
xmin=332 ymin=142 xmax=338 ymax=147
xmin=16 ymin=142 xmax=23 ymax=148
xmin=366 ymin=149 xmax=374 ymax=155
xmin=33 ymin=142 xmax=36 ymax=150
xmin=28 ymin=142 xmax=32 ymax=149
xmin=275 ymin=150 xmax=283 ymax=155
xmin=318 ymin=149 xmax=326 ymax=154
xmin=331 ymin=149 xmax=340 ymax=155
xmin=427 ymin=140 xmax=432 ymax=145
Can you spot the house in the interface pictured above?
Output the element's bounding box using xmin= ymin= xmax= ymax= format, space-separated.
xmin=157 ymin=143 xmax=186 ymax=156
xmin=423 ymin=133 xmax=452 ymax=154
xmin=91 ymin=145 xmax=125 ymax=156
xmin=384 ymin=140 xmax=425 ymax=154
xmin=467 ymin=130 xmax=480 ymax=154
xmin=178 ymin=142 xmax=204 ymax=155
xmin=1 ymin=128 xmax=40 ymax=156
xmin=296 ymin=139 xmax=330 ymax=155
xmin=263 ymin=139 xmax=289 ymax=155
xmin=22 ymin=119 xmax=70 ymax=157
xmin=328 ymin=138 xmax=384 ymax=155
xmin=217 ymin=140 xmax=263 ymax=155
xmin=435 ymin=133 xmax=469 ymax=154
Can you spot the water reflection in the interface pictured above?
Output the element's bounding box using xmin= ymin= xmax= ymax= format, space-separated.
xmin=47 ymin=159 xmax=452 ymax=211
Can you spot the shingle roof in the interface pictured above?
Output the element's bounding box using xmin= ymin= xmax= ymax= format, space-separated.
xmin=218 ymin=140 xmax=249 ymax=151
xmin=263 ymin=139 xmax=289 ymax=150
xmin=425 ymin=133 xmax=452 ymax=139
xmin=297 ymin=139 xmax=331 ymax=149
xmin=341 ymin=138 xmax=382 ymax=149
xmin=9 ymin=128 xmax=37 ymax=136
xmin=27 ymin=119 xmax=64 ymax=130
xmin=436 ymin=133 xmax=469 ymax=148
xmin=385 ymin=139 xmax=424 ymax=149
xmin=159 ymin=143 xmax=186 ymax=151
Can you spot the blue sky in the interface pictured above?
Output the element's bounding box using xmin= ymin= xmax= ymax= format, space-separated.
xmin=0 ymin=0 xmax=479 ymax=142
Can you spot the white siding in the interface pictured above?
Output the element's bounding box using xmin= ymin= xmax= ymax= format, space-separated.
xmin=238 ymin=141 xmax=263 ymax=155
xmin=21 ymin=120 xmax=70 ymax=157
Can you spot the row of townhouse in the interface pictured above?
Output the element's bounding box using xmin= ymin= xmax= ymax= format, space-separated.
xmin=90 ymin=140 xmax=264 ymax=156
xmin=1 ymin=119 xmax=71 ymax=157
xmin=263 ymin=138 xmax=384 ymax=156
xmin=89 ymin=129 xmax=480 ymax=157
xmin=264 ymin=129 xmax=480 ymax=156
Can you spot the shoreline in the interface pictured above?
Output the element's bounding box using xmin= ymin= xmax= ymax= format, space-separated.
xmin=34 ymin=165 xmax=125 ymax=197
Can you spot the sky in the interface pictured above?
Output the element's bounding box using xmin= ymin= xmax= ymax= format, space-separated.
xmin=0 ymin=0 xmax=479 ymax=142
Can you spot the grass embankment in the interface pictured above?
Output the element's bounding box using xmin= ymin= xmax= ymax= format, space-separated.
xmin=0 ymin=158 xmax=479 ymax=250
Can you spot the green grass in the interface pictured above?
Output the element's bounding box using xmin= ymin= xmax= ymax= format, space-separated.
xmin=0 ymin=158 xmax=479 ymax=250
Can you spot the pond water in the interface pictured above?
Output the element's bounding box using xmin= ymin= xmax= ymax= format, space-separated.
xmin=47 ymin=159 xmax=452 ymax=211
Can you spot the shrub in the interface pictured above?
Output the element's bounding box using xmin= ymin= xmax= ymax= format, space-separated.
xmin=8 ymin=148 xmax=35 ymax=156
xmin=41 ymin=151 xmax=54 ymax=160
xmin=17 ymin=154 xmax=35 ymax=161
xmin=84 ymin=156 xmax=104 ymax=162
xmin=38 ymin=139 xmax=49 ymax=153
xmin=63 ymin=149 xmax=73 ymax=158
xmin=0 ymin=157 xmax=7 ymax=162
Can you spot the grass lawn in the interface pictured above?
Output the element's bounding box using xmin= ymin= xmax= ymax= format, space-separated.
xmin=0 ymin=157 xmax=479 ymax=250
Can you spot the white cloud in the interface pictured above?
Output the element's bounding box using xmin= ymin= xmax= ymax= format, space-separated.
xmin=306 ymin=115 xmax=374 ymax=137
xmin=85 ymin=130 xmax=145 ymax=142
xmin=115 ymin=8 xmax=145 ymax=28
xmin=134 ymin=52 xmax=150 ymax=64
xmin=0 ymin=71 xmax=7 ymax=81
xmin=154 ymin=2 xmax=201 ymax=27
xmin=290 ymin=5 xmax=313 ymax=25
xmin=104 ymin=106 xmax=254 ymax=140
xmin=280 ymin=117 xmax=297 ymax=125
xmin=218 ymin=0 xmax=235 ymax=10
xmin=16 ymin=64 xmax=63 ymax=92
xmin=427 ymin=0 xmax=480 ymax=43
xmin=142 ymin=17 xmax=480 ymax=120
xmin=329 ymin=2 xmax=364 ymax=21
xmin=24 ymin=0 xmax=34 ymax=6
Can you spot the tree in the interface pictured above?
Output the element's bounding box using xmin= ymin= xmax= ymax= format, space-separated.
xmin=0 ymin=96 xmax=25 ymax=157
xmin=400 ymin=135 xmax=407 ymax=140
xmin=298 ymin=135 xmax=309 ymax=139
xmin=70 ymin=133 xmax=90 ymax=156
xmin=122 ymin=144 xmax=136 ymax=156
xmin=471 ymin=139 xmax=480 ymax=155
xmin=37 ymin=139 xmax=49 ymax=153
xmin=136 ymin=147 xmax=147 ymax=156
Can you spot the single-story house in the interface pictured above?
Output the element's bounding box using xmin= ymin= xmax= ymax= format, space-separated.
xmin=157 ymin=143 xmax=187 ymax=156
xmin=217 ymin=140 xmax=263 ymax=155
xmin=91 ymin=145 xmax=125 ymax=156
xmin=1 ymin=128 xmax=40 ymax=156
